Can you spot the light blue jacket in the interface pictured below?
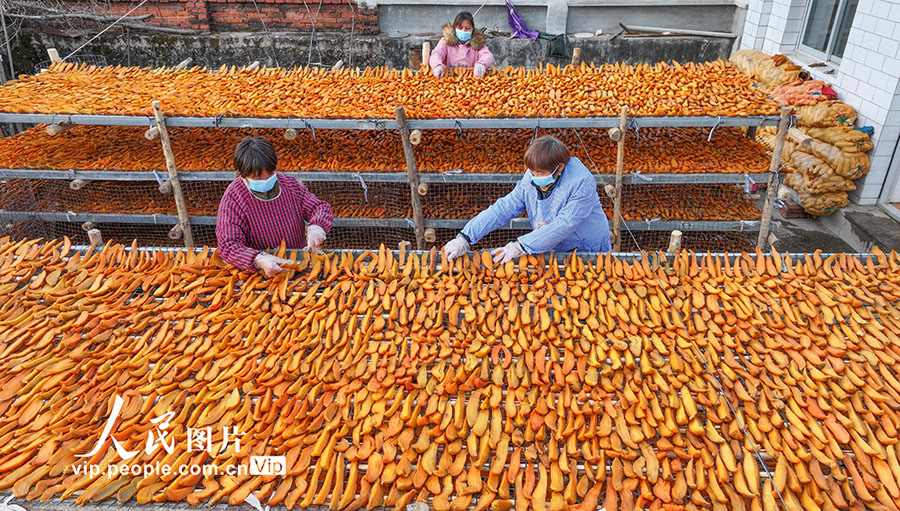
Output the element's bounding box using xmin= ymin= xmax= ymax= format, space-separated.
xmin=461 ymin=157 xmax=612 ymax=253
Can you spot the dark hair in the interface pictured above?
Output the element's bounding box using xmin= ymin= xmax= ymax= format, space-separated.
xmin=453 ymin=11 xmax=475 ymax=29
xmin=233 ymin=136 xmax=277 ymax=178
xmin=525 ymin=136 xmax=571 ymax=172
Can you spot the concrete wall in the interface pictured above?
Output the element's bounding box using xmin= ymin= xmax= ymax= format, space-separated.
xmin=374 ymin=0 xmax=740 ymax=35
xmin=12 ymin=29 xmax=734 ymax=76
xmin=741 ymin=0 xmax=900 ymax=206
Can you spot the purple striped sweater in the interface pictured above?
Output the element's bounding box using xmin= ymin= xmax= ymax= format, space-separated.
xmin=216 ymin=174 xmax=333 ymax=270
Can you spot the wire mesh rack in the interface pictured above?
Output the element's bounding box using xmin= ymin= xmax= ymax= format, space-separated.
xmin=0 ymin=102 xmax=785 ymax=253
xmin=0 ymin=125 xmax=769 ymax=177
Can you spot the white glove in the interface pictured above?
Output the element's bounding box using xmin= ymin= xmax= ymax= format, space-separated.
xmin=305 ymin=224 xmax=326 ymax=252
xmin=474 ymin=63 xmax=486 ymax=78
xmin=492 ymin=241 xmax=525 ymax=264
xmin=443 ymin=235 xmax=470 ymax=262
xmin=433 ymin=65 xmax=445 ymax=78
xmin=254 ymin=252 xmax=292 ymax=277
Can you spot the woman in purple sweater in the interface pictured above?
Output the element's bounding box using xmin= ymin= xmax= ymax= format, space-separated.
xmin=216 ymin=137 xmax=333 ymax=276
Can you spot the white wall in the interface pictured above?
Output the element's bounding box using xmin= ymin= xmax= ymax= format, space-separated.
xmin=741 ymin=0 xmax=900 ymax=205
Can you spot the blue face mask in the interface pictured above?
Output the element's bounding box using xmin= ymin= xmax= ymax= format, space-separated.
xmin=246 ymin=173 xmax=277 ymax=193
xmin=531 ymin=165 xmax=561 ymax=187
xmin=456 ymin=29 xmax=473 ymax=42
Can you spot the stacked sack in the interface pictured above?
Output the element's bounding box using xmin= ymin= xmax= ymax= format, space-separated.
xmin=733 ymin=50 xmax=873 ymax=216
xmin=730 ymin=50 xmax=804 ymax=91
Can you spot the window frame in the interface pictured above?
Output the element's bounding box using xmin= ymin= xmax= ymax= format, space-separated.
xmin=797 ymin=0 xmax=855 ymax=63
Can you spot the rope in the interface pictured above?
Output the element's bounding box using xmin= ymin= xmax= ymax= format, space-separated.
xmin=615 ymin=208 xmax=641 ymax=252
xmin=249 ymin=0 xmax=280 ymax=67
xmin=626 ymin=117 xmax=641 ymax=143
xmin=300 ymin=0 xmax=323 ymax=67
xmin=472 ymin=0 xmax=490 ymax=17
xmin=688 ymin=344 xmax=791 ymax=511
xmin=633 ymin=248 xmax=791 ymax=511
xmin=631 ymin=169 xmax=653 ymax=182
xmin=707 ymin=115 xmax=722 ymax=142
xmin=738 ymin=219 xmax=759 ymax=232
xmin=744 ymin=173 xmax=755 ymax=194
xmin=0 ymin=0 xmax=15 ymax=78
xmin=64 ymin=0 xmax=150 ymax=61
xmin=346 ymin=0 xmax=355 ymax=67
xmin=353 ymin=172 xmax=369 ymax=202
xmin=643 ymin=217 xmax=661 ymax=229
xmin=570 ymin=127 xmax=604 ymax=182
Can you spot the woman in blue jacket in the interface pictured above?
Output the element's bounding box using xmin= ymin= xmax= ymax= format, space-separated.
xmin=443 ymin=135 xmax=612 ymax=263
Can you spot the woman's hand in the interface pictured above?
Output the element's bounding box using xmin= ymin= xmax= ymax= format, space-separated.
xmin=305 ymin=225 xmax=326 ymax=252
xmin=443 ymin=235 xmax=469 ymax=261
xmin=491 ymin=241 xmax=524 ymax=263
xmin=433 ymin=65 xmax=445 ymax=78
xmin=474 ymin=63 xmax=486 ymax=78
xmin=254 ymin=253 xmax=292 ymax=277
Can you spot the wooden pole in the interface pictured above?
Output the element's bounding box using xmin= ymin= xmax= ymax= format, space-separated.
xmin=408 ymin=49 xmax=421 ymax=69
xmin=570 ymin=48 xmax=582 ymax=66
xmin=47 ymin=48 xmax=61 ymax=64
xmin=422 ymin=42 xmax=431 ymax=69
xmin=151 ymin=100 xmax=194 ymax=248
xmin=395 ymin=106 xmax=426 ymax=250
xmin=788 ymin=126 xmax=813 ymax=148
xmin=45 ymin=122 xmax=73 ymax=136
xmin=87 ymin=228 xmax=103 ymax=245
xmin=757 ymin=106 xmax=791 ymax=250
xmin=666 ymin=230 xmax=683 ymax=253
xmin=612 ymin=106 xmax=628 ymax=252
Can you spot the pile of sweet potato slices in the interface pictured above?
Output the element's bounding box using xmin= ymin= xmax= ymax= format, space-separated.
xmin=0 ymin=238 xmax=900 ymax=511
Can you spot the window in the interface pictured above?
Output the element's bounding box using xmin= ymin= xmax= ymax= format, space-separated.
xmin=799 ymin=0 xmax=859 ymax=62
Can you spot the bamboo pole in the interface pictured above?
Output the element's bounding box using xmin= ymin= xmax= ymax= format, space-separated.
xmin=612 ymin=106 xmax=628 ymax=252
xmin=395 ymin=106 xmax=425 ymax=250
xmin=757 ymin=106 xmax=791 ymax=250
xmin=151 ymin=100 xmax=194 ymax=248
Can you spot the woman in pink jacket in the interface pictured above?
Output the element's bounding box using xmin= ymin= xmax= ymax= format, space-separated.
xmin=429 ymin=11 xmax=495 ymax=78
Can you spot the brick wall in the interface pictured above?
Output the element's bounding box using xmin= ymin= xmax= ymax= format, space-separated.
xmin=83 ymin=0 xmax=378 ymax=33
xmin=742 ymin=0 xmax=900 ymax=205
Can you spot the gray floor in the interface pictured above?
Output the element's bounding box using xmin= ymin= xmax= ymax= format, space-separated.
xmin=767 ymin=203 xmax=900 ymax=253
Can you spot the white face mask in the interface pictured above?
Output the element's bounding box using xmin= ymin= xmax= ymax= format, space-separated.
xmin=244 ymin=173 xmax=277 ymax=193
xmin=529 ymin=164 xmax=562 ymax=187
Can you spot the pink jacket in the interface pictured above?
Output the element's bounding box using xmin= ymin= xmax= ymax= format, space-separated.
xmin=429 ymin=25 xmax=494 ymax=70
